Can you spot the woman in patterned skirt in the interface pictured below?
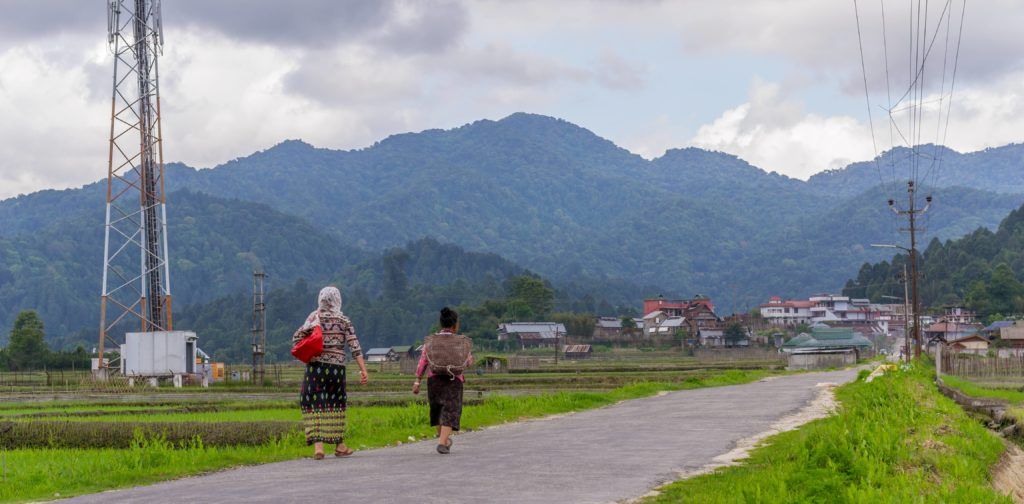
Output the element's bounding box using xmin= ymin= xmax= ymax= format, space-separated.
xmin=293 ymin=286 xmax=369 ymax=459
xmin=413 ymin=307 xmax=473 ymax=454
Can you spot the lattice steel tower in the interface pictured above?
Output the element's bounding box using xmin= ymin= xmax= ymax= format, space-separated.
xmin=252 ymin=271 xmax=268 ymax=384
xmin=97 ymin=0 xmax=171 ymax=374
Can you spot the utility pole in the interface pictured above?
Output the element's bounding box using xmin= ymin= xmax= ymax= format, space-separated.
xmin=889 ymin=181 xmax=931 ymax=359
xmin=903 ymin=264 xmax=910 ymax=363
xmin=553 ymin=328 xmax=559 ymax=365
xmin=251 ymin=271 xmax=267 ymax=385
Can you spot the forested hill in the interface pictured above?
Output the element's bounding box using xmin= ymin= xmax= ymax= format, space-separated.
xmin=173 ymin=237 xmax=543 ymax=361
xmin=807 ymin=143 xmax=1024 ymax=198
xmin=844 ymin=202 xmax=1024 ymax=320
xmin=2 ymin=113 xmax=1024 ymax=336
xmin=0 ymin=190 xmax=369 ymax=345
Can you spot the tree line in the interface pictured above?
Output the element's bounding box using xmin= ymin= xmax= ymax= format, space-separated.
xmin=1 ymin=310 xmax=90 ymax=371
xmin=844 ymin=203 xmax=1024 ymax=322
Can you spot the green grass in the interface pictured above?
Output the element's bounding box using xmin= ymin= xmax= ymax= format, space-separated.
xmin=1 ymin=368 xmax=774 ymax=503
xmin=942 ymin=375 xmax=1024 ymax=403
xmin=645 ymin=363 xmax=1010 ymax=503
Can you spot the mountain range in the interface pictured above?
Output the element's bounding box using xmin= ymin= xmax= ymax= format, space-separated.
xmin=2 ymin=112 xmax=1023 ymax=353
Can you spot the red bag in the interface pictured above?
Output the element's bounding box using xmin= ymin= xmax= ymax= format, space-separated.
xmin=292 ymin=325 xmax=324 ymax=363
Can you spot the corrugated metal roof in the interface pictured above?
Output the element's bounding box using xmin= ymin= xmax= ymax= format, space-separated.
xmin=563 ymin=344 xmax=592 ymax=353
xmin=365 ymin=348 xmax=394 ymax=355
xmin=782 ymin=329 xmax=872 ymax=350
xmin=985 ymin=321 xmax=1016 ymax=331
xmin=498 ymin=322 xmax=567 ymax=334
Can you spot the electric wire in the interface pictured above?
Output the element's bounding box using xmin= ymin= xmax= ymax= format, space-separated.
xmin=853 ymin=0 xmax=889 ymax=194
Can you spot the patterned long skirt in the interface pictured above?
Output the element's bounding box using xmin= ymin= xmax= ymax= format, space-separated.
xmin=300 ymin=362 xmax=347 ymax=445
xmin=428 ymin=375 xmax=464 ymax=431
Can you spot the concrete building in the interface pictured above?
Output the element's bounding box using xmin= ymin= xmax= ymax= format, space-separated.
xmin=759 ymin=296 xmax=814 ymax=326
xmin=759 ymin=294 xmax=891 ymax=336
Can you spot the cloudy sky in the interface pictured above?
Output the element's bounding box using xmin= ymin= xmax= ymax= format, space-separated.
xmin=0 ymin=0 xmax=1021 ymax=199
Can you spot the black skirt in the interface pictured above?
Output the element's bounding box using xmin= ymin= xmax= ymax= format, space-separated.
xmin=428 ymin=375 xmax=464 ymax=431
xmin=300 ymin=362 xmax=347 ymax=444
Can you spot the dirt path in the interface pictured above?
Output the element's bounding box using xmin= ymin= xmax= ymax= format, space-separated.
xmin=68 ymin=368 xmax=858 ymax=504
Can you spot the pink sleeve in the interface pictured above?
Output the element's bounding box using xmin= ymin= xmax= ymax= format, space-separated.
xmin=415 ymin=349 xmax=428 ymax=379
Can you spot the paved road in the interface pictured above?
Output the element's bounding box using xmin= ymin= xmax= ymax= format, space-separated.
xmin=71 ymin=368 xmax=857 ymax=504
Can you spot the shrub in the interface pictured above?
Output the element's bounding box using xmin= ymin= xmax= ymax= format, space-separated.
xmin=0 ymin=420 xmax=299 ymax=449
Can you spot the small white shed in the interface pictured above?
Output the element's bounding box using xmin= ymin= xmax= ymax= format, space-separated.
xmin=122 ymin=331 xmax=197 ymax=377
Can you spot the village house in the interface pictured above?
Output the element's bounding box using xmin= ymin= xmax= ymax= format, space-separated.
xmin=759 ymin=294 xmax=891 ymax=336
xmin=941 ymin=305 xmax=977 ymax=325
xmin=643 ymin=296 xmax=716 ymax=318
xmin=639 ymin=297 xmax=726 ymax=346
xmin=759 ymin=296 xmax=814 ymax=326
xmin=946 ymin=333 xmax=990 ymax=354
xmin=593 ymin=317 xmax=625 ymax=339
xmin=642 ymin=310 xmax=668 ymax=336
xmin=390 ymin=345 xmax=415 ymax=360
xmin=991 ymin=320 xmax=1024 ymax=348
xmin=782 ymin=326 xmax=874 ymax=356
xmin=592 ymin=316 xmax=643 ymax=340
xmin=497 ymin=322 xmax=567 ymax=348
xmin=365 ymin=347 xmax=398 ymax=363
xmin=562 ymin=344 xmax=593 ymax=360
xmin=924 ymin=321 xmax=983 ymax=344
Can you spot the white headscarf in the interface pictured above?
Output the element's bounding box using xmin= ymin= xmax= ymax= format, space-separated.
xmin=301 ymin=286 xmax=345 ymax=331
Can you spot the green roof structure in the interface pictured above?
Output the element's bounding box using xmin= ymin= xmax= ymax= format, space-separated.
xmin=782 ymin=327 xmax=873 ymax=351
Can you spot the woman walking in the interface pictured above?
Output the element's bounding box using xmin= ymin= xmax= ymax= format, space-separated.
xmin=293 ymin=286 xmax=369 ymax=459
xmin=413 ymin=307 xmax=473 ymax=454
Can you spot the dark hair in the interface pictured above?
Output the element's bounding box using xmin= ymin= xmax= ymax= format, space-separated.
xmin=439 ymin=307 xmax=458 ymax=329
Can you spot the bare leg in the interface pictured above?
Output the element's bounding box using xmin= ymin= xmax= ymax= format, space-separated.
xmin=314 ymin=441 xmax=324 ymax=458
xmin=438 ymin=425 xmax=453 ymax=447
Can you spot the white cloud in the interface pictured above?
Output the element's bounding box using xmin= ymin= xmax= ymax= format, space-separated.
xmin=0 ymin=46 xmax=108 ymax=197
xmin=0 ymin=1 xmax=1022 ymax=198
xmin=689 ymin=78 xmax=874 ymax=178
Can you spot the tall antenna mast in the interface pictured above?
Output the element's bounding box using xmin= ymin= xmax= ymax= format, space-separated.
xmin=97 ymin=0 xmax=171 ymax=375
xmin=252 ymin=271 xmax=267 ymax=384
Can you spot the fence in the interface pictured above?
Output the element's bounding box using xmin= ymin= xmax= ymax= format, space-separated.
xmin=0 ymin=370 xmax=93 ymax=388
xmin=694 ymin=348 xmax=785 ymax=363
xmin=397 ymin=355 xmax=539 ymax=374
xmin=940 ymin=351 xmax=1024 ymax=379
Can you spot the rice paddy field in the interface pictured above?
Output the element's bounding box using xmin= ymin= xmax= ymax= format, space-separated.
xmin=0 ymin=352 xmax=786 ymax=502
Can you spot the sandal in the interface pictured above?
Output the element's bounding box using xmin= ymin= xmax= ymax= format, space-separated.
xmin=335 ymin=446 xmax=355 ymax=457
xmin=436 ymin=444 xmax=450 ymax=455
xmin=313 ymin=452 xmax=325 ymax=460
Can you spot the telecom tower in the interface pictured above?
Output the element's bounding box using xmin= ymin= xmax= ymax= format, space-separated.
xmin=97 ymin=0 xmax=171 ymax=375
xmin=251 ymin=271 xmax=267 ymax=384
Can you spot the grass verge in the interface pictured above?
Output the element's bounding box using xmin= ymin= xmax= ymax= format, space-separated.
xmin=645 ymin=363 xmax=1010 ymax=503
xmin=941 ymin=375 xmax=1024 ymax=402
xmin=1 ymin=369 xmax=772 ymax=503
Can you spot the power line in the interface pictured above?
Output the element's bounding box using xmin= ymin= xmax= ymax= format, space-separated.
xmin=853 ymin=0 xmax=888 ymax=193
xmin=933 ymin=0 xmax=967 ymax=191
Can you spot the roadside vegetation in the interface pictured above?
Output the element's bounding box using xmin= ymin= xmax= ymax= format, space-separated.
xmin=0 ymin=368 xmax=773 ymax=502
xmin=942 ymin=375 xmax=1024 ymax=403
xmin=646 ymin=363 xmax=1010 ymax=503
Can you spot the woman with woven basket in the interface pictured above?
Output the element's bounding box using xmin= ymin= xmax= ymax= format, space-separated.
xmin=292 ymin=286 xmax=369 ymax=460
xmin=413 ymin=307 xmax=473 ymax=454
